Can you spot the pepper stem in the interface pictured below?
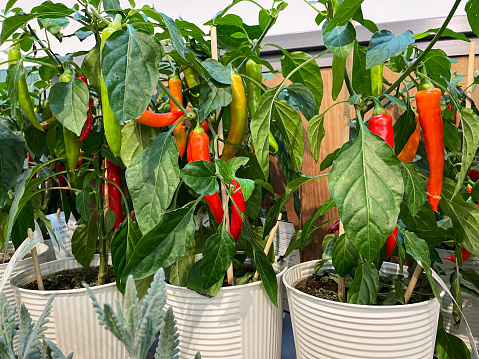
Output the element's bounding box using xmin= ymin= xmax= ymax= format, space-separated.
xmin=416 ymin=64 xmax=434 ymax=91
xmin=372 ymin=97 xmax=387 ymax=116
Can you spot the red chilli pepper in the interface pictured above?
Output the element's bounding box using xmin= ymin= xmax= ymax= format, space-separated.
xmin=75 ymin=74 xmax=93 ymax=141
xmin=230 ymin=179 xmax=245 ymax=241
xmin=444 ymin=247 xmax=473 ymax=263
xmin=327 ymin=220 xmax=340 ymax=234
xmin=106 ymin=159 xmax=122 ymax=231
xmin=135 ymin=109 xmax=184 ymax=127
xmin=469 ymin=169 xmax=479 ymax=183
xmin=369 ymin=99 xmax=397 ymax=259
xmin=187 ymin=123 xmax=224 ymax=224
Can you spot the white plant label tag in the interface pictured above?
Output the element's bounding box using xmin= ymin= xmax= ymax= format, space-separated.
xmin=45 ymin=211 xmax=76 ymax=259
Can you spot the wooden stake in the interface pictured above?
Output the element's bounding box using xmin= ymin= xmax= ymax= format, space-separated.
xmin=404 ymin=262 xmax=423 ymax=304
xmin=211 ymin=26 xmax=234 ymax=286
xmin=28 ymin=228 xmax=44 ymax=291
xmin=466 ymin=41 xmax=476 ymax=110
xmin=254 ymin=214 xmax=282 ymax=279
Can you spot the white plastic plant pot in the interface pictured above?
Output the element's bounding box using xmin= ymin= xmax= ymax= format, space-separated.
xmin=283 ymin=260 xmax=441 ymax=359
xmin=10 ymin=256 xmax=127 ymax=359
xmin=165 ymin=262 xmax=287 ymax=359
xmin=436 ymin=248 xmax=479 ymax=349
xmin=0 ymin=242 xmax=49 ymax=305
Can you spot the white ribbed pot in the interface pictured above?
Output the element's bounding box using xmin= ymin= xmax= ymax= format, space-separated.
xmin=283 ymin=260 xmax=441 ymax=359
xmin=0 ymin=242 xmax=49 ymax=305
xmin=436 ymin=248 xmax=479 ymax=349
xmin=10 ymin=256 xmax=127 ymax=359
xmin=165 ymin=263 xmax=287 ymax=359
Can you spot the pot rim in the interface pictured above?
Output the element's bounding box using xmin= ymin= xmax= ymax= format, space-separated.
xmin=0 ymin=243 xmax=49 ymax=265
xmin=10 ymin=256 xmax=117 ymax=295
xmin=283 ymin=260 xmax=441 ymax=310
xmin=166 ymin=260 xmax=288 ymax=294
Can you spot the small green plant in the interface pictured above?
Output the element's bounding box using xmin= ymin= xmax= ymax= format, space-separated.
xmin=84 ymin=268 xmax=200 ymax=359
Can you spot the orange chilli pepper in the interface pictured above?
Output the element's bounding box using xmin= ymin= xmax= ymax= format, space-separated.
xmin=134 ymin=109 xmax=183 ymax=127
xmin=397 ymin=112 xmax=420 ymax=163
xmin=169 ymin=75 xmax=187 ymax=157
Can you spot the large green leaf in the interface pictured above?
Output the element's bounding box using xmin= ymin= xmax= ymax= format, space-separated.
xmin=126 ymin=133 xmax=180 ymax=234
xmin=400 ymin=202 xmax=446 ymax=246
xmin=307 ymin=114 xmax=325 ymax=162
xmin=440 ymin=178 xmax=479 ymax=256
xmin=181 ymin=161 xmax=219 ymax=196
xmin=158 ymin=12 xmax=186 ymax=60
xmin=322 ymin=21 xmax=356 ymax=58
xmin=0 ymin=120 xmax=25 ymax=204
xmin=402 ymin=230 xmax=440 ymax=299
xmin=332 ymin=235 xmax=359 ymax=277
xmin=102 ymin=25 xmax=162 ymax=124
xmin=347 ymin=261 xmax=379 ymax=305
xmin=6 ymin=58 xmax=24 ymax=121
xmin=331 ymin=55 xmax=346 ymax=100
xmin=300 ymin=197 xmax=335 ymax=248
xmin=120 ymin=121 xmax=158 ymax=167
xmin=81 ymin=46 xmax=102 ymax=98
xmin=423 ymin=49 xmax=452 ymax=89
xmin=200 ymin=225 xmax=236 ymax=289
xmin=325 ymin=0 xmax=364 ymax=32
xmin=49 ymin=78 xmax=89 ymax=136
xmin=75 ymin=190 xmax=90 ymax=221
xmin=281 ymin=51 xmax=323 ymax=113
xmin=352 ymin=42 xmax=372 ymax=98
xmin=467 ymin=0 xmax=479 ymax=37
xmin=401 ymin=163 xmax=427 ymax=217
xmin=199 ymin=80 xmax=232 ymax=122
xmin=328 ymin=126 xmax=403 ymax=262
xmin=250 ymin=88 xmax=276 ymax=180
xmin=201 ymin=59 xmax=233 ymax=85
xmin=435 ymin=326 xmax=471 ymax=359
xmin=287 ymin=83 xmax=316 ymax=121
xmin=0 ymin=14 xmax=36 ymax=45
xmin=393 ymin=104 xmax=417 ymax=155
xmin=122 ymin=203 xmax=197 ymax=280
xmin=455 ymin=108 xmax=479 ymax=196
xmin=366 ymin=30 xmax=415 ymax=70
xmin=71 ymin=217 xmax=97 ymax=270
xmin=274 ymin=99 xmax=304 ymax=173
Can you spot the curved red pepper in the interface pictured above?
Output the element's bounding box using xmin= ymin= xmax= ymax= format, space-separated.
xmin=444 ymin=247 xmax=472 ymax=263
xmin=106 ymin=159 xmax=123 ymax=231
xmin=230 ymin=179 xmax=245 ymax=242
xmin=75 ymin=74 xmax=93 ymax=141
xmin=369 ymin=114 xmax=394 ymax=147
xmin=385 ymin=227 xmax=398 ymax=259
xmin=327 ymin=220 xmax=340 ymax=234
xmin=469 ymin=169 xmax=479 ymax=183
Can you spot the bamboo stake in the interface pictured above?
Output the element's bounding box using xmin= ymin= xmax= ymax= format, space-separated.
xmin=466 ymin=41 xmax=476 ymax=110
xmin=28 ymin=228 xmax=44 ymax=290
xmin=210 ymin=26 xmax=234 ymax=286
xmin=404 ymin=263 xmax=423 ymax=304
xmin=254 ymin=213 xmax=282 ymax=279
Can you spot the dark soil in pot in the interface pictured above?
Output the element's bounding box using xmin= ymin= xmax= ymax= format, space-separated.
xmin=21 ymin=265 xmax=115 ymax=290
xmin=294 ymin=272 xmax=434 ymax=305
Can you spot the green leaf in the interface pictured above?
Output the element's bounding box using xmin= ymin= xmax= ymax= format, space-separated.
xmin=322 ymin=21 xmax=356 ymax=58
xmin=75 ymin=190 xmax=90 ymax=221
xmin=393 ymin=104 xmax=417 ymax=155
xmin=455 ymin=108 xmax=479 ymax=196
xmin=104 ymin=209 xmax=117 ymax=233
xmin=331 ymin=55 xmax=346 ymax=101
xmin=123 ymin=203 xmax=197 ymax=280
xmin=120 ymin=120 xmax=158 ymax=167
xmin=159 ymin=12 xmax=186 ymax=59
xmin=461 ymin=269 xmax=479 ymax=292
xmin=443 ymin=122 xmax=460 ymax=153
xmin=181 ymin=161 xmax=219 ymax=196
xmin=401 ymin=163 xmax=427 ymax=217
xmin=307 ymin=114 xmax=325 ymax=162
xmin=281 ymin=51 xmax=323 ymax=113
xmin=440 ymin=178 xmax=479 ymax=257
xmin=423 ymin=49 xmax=452 ymax=88
xmin=201 ymin=59 xmax=233 ymax=85
xmin=0 ymin=119 xmax=25 ymax=204
xmin=199 ymin=80 xmax=233 ymax=122
xmin=126 ymin=133 xmax=180 ymax=234
xmin=24 ymin=125 xmax=46 ymax=158
xmin=402 ymin=230 xmax=440 ymax=299
xmin=71 ymin=217 xmax=97 ymax=270
xmin=227 ymin=156 xmax=249 ymax=172
xmin=102 ymin=25 xmax=162 ymax=124
xmin=6 ymin=58 xmax=24 ymax=121
xmin=328 ymin=126 xmax=403 ymax=262
xmin=234 ymin=177 xmax=255 ymax=201
xmin=347 ymin=261 xmax=379 ymax=305
xmin=200 ymin=225 xmax=236 ymax=289
xmin=383 ymin=94 xmax=407 ymax=110
xmin=332 ymin=235 xmax=359 ymax=277
xmin=287 ymin=83 xmax=316 ymax=121
xmin=320 ymin=148 xmax=340 ymax=171
xmin=467 ymin=0 xmax=479 ymax=37
xmin=250 ymin=88 xmax=276 ymax=180
xmin=400 ymin=201 xmax=445 ymax=246
xmin=49 ymin=77 xmax=89 ymax=136
xmin=39 ymin=17 xmax=69 ymax=38
xmin=32 ymin=1 xmax=74 ymax=16
xmin=435 ymin=326 xmax=471 ymax=359
xmin=81 ymin=46 xmax=102 ymax=98
xmin=274 ymin=99 xmax=304 ymax=173
xmin=352 ymin=42 xmax=372 ymax=98
xmin=215 ymin=159 xmax=234 ymax=182
xmin=416 ymin=28 xmax=470 ymax=42
xmin=366 ymin=30 xmax=415 ymax=70
xmin=325 ymin=0 xmax=364 ymax=32
xmin=300 ymin=197 xmax=336 ymax=248
xmin=0 ymin=14 xmax=36 ymax=45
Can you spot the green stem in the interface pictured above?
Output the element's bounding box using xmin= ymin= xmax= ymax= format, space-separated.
xmin=27 ymin=25 xmax=63 ymax=68
xmin=160 ymin=41 xmax=177 ymax=73
xmin=171 ymin=180 xmax=183 ymax=210
xmin=95 ymin=155 xmax=107 ymax=285
xmin=344 ymin=70 xmax=355 ymax=97
xmin=102 ymin=177 xmax=131 ymax=222
xmin=90 ymin=6 xmax=110 ymax=26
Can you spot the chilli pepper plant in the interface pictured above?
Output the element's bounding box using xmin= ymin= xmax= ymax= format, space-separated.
xmin=2 ymin=0 xmax=479 ymax=354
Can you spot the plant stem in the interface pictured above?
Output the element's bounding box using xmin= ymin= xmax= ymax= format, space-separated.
xmin=27 ymin=25 xmax=63 ymax=69
xmin=160 ymin=42 xmax=176 ymax=72
xmin=95 ymin=155 xmax=107 ymax=285
xmin=90 ymin=6 xmax=110 ymax=26
xmin=344 ymin=70 xmax=355 ymax=97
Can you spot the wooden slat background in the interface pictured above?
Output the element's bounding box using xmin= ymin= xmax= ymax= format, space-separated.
xmin=265 ymin=55 xmax=479 ymax=262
